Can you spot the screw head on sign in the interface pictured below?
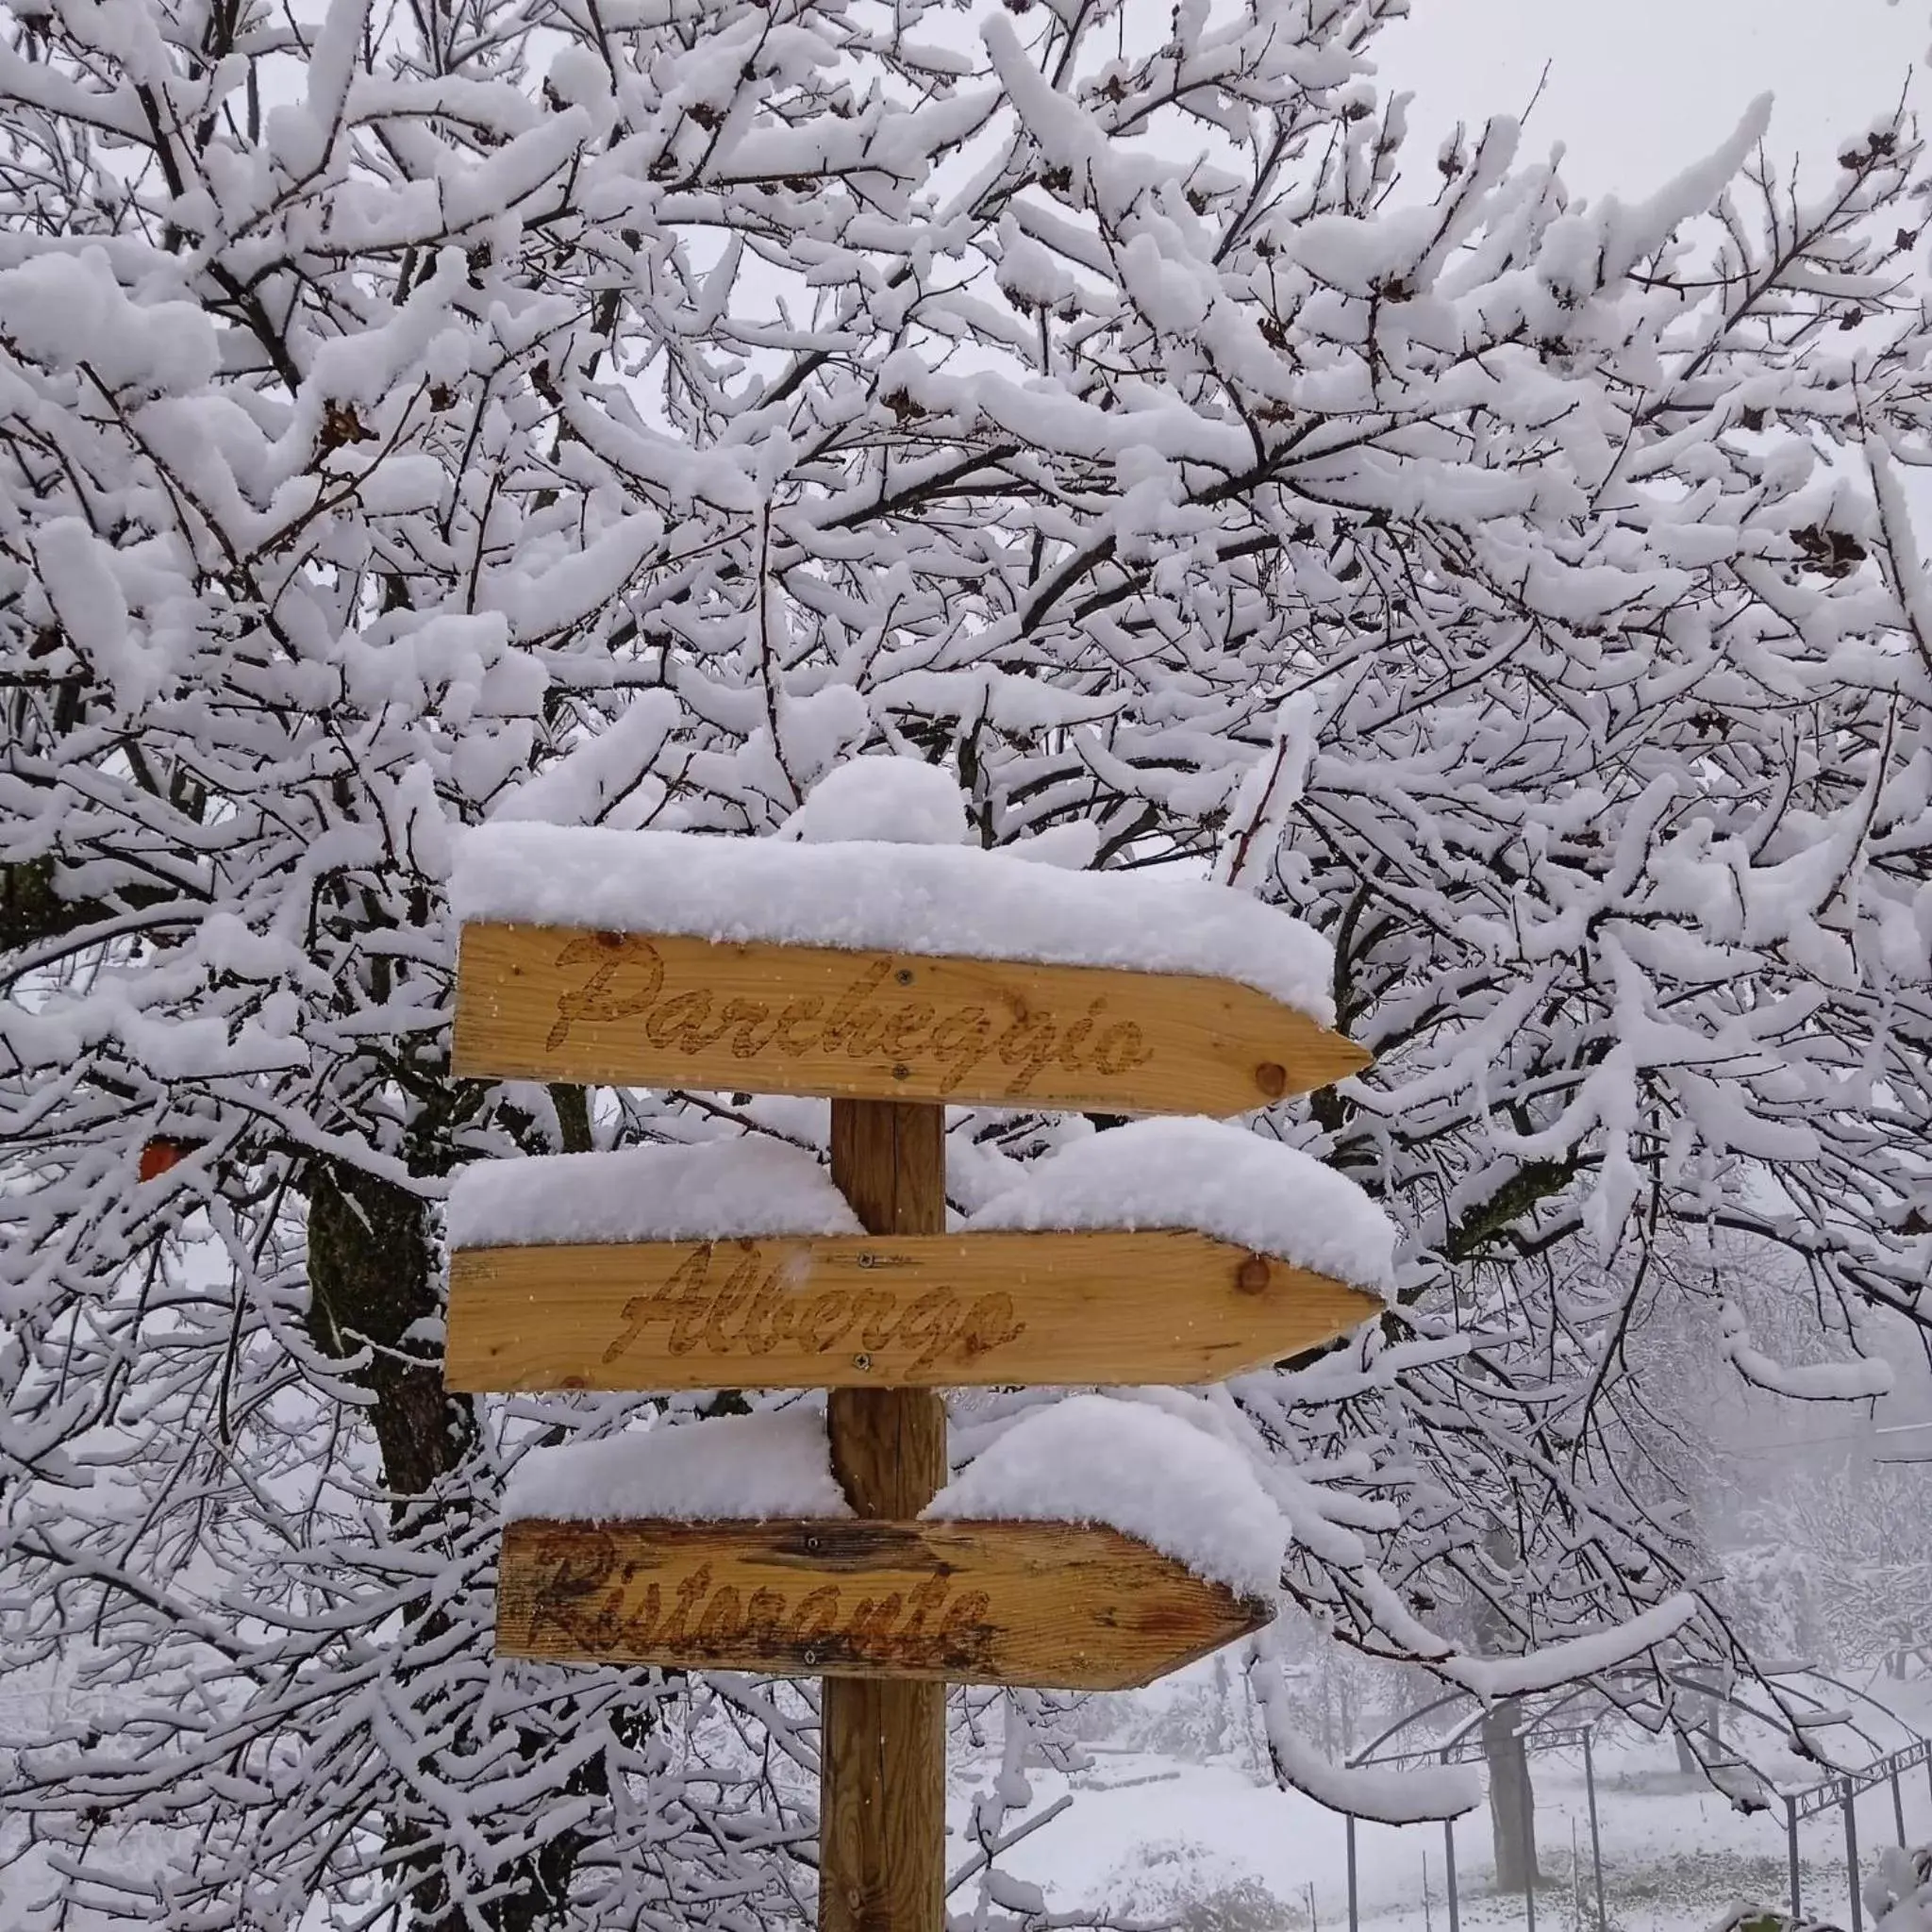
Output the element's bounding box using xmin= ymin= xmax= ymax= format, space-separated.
xmin=891 ymin=1062 xmax=911 ymax=1080
xmin=802 ymin=1647 xmax=819 ymax=1666
xmin=894 ymin=968 xmax=915 ymax=986
xmin=806 ymin=1534 xmax=822 ymax=1552
xmin=853 ymin=1353 xmax=872 ymax=1371
xmin=858 ymin=1253 xmax=875 ymax=1269
xmin=1255 ymin=1061 xmax=1288 ymax=1100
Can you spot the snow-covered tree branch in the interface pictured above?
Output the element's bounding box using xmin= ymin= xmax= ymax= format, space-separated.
xmin=4 ymin=0 xmax=1930 ymax=1919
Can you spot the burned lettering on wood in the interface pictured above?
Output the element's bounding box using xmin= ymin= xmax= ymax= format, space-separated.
xmin=454 ymin=924 xmax=1372 ymax=1114
xmin=598 ymin=1241 xmax=1025 ymax=1373
xmin=544 ymin=934 xmax=1151 ymax=1100
xmin=518 ymin=1524 xmax=998 ymax=1676
xmin=446 ymin=1230 xmax=1385 ymax=1393
xmin=496 ymin=1518 xmax=1276 ymax=1690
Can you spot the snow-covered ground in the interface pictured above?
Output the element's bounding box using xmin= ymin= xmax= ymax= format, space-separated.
xmin=970 ymin=1681 xmax=1932 ymax=1932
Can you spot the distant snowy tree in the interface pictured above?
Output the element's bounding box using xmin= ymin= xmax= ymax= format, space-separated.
xmin=1699 ymin=1251 xmax=1932 ymax=1678
xmin=1738 ymin=1462 xmax=1932 ymax=1676
xmin=5 ymin=0 xmax=1932 ymax=1919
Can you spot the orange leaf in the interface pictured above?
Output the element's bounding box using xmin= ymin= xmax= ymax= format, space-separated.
xmin=139 ymin=1139 xmax=189 ymax=1182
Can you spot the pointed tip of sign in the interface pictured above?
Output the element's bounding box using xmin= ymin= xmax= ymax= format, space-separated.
xmin=1253 ymin=1026 xmax=1372 ymax=1103
xmin=1333 ymin=1034 xmax=1375 ymax=1078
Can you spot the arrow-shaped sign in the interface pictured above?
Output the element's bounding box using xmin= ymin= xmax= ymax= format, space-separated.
xmin=495 ymin=1517 xmax=1272 ymax=1690
xmin=447 ymin=1230 xmax=1381 ymax=1391
xmin=453 ymin=926 xmax=1367 ymax=1117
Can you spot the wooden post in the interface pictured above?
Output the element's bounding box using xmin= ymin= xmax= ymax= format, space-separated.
xmin=822 ymin=1098 xmax=947 ymax=1932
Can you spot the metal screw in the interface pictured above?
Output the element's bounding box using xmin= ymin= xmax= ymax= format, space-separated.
xmin=853 ymin=1353 xmax=872 ymax=1371
xmin=805 ymin=1534 xmax=822 ymax=1552
xmin=895 ymin=968 xmax=914 ymax=986
xmin=891 ymin=1063 xmax=910 ymax=1080
xmin=858 ymin=1252 xmax=875 ymax=1269
xmin=802 ymin=1647 xmax=819 ymax=1667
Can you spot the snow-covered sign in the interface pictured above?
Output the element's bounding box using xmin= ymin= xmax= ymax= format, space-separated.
xmin=456 ymin=764 xmax=1379 ymax=1710
xmin=444 ymin=1125 xmax=1390 ymax=1391
xmin=450 ymin=829 xmax=1367 ymax=1114
xmin=495 ymin=1401 xmax=1285 ymax=1689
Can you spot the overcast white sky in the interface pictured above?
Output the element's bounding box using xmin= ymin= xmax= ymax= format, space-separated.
xmin=1377 ymin=0 xmax=1923 ymax=196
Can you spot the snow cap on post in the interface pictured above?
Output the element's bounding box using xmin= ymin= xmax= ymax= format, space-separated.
xmin=926 ymin=1394 xmax=1288 ymax=1600
xmin=787 ymin=755 xmax=969 ymax=846
xmin=966 ymin=1116 xmax=1398 ymax=1298
xmin=503 ymin=1409 xmax=854 ymax=1524
xmin=445 ymin=1138 xmax=863 ymax=1251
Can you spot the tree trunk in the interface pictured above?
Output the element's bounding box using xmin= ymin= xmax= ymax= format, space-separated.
xmin=307 ymin=1162 xmax=590 ymax=1930
xmin=1474 ymin=1528 xmax=1539 ymax=1895
xmin=1484 ymin=1698 xmax=1539 ymax=1893
xmin=306 ymin=1164 xmax=475 ymax=1508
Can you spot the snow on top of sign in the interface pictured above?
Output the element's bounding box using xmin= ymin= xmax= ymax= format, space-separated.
xmin=787 ymin=755 xmax=969 ymax=846
xmin=452 ymin=763 xmax=1336 ymax=1022
xmin=966 ymin=1119 xmax=1396 ymax=1296
xmin=924 ymin=1394 xmax=1287 ymax=1598
xmin=502 ymin=1409 xmax=853 ymax=1524
xmin=445 ymin=1139 xmax=858 ymax=1249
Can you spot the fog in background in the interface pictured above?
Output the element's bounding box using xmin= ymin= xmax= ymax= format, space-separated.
xmin=1382 ymin=0 xmax=1924 ymax=192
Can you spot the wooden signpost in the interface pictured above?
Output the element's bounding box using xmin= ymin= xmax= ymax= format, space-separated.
xmin=451 ymin=897 xmax=1377 ymax=1932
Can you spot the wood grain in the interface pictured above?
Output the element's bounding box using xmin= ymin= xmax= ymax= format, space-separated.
xmin=494 ymin=1517 xmax=1274 ymax=1691
xmin=451 ymin=924 xmax=1369 ymax=1116
xmin=445 ymin=1230 xmax=1383 ymax=1392
xmin=822 ymin=1099 xmax=946 ymax=1932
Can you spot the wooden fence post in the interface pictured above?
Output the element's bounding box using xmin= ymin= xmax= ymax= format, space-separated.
xmin=822 ymin=1099 xmax=948 ymax=1932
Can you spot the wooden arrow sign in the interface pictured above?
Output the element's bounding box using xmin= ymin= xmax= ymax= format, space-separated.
xmin=447 ymin=1230 xmax=1381 ymax=1392
xmin=452 ymin=925 xmax=1367 ymax=1116
xmin=495 ymin=1517 xmax=1272 ymax=1690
